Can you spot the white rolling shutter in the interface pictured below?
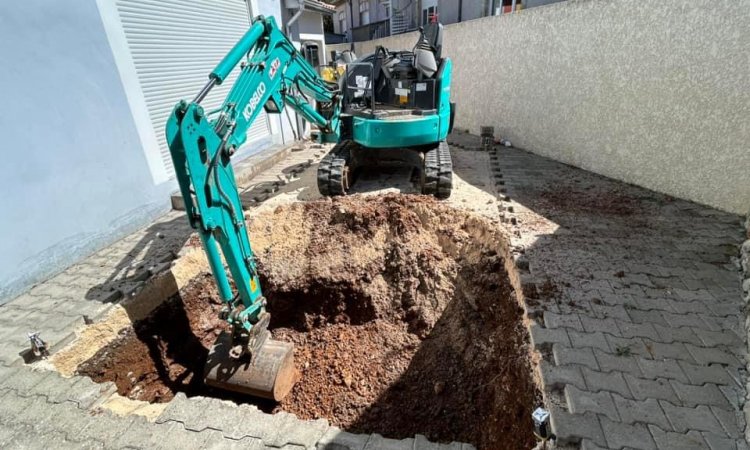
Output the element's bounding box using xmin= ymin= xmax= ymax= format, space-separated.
xmin=115 ymin=0 xmax=271 ymax=178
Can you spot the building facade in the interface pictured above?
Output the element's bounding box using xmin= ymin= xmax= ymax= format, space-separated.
xmin=329 ymin=0 xmax=560 ymax=43
xmin=0 ymin=0 xmax=328 ymax=303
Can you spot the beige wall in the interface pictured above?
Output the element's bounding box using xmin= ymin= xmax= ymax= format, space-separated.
xmin=349 ymin=0 xmax=750 ymax=214
xmin=327 ymin=42 xmax=354 ymax=56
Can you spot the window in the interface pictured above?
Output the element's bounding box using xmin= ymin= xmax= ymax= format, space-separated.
xmin=338 ymin=11 xmax=347 ymax=33
xmin=359 ymin=0 xmax=370 ymax=25
xmin=303 ymin=44 xmax=320 ymax=68
xmin=422 ymin=6 xmax=437 ymax=25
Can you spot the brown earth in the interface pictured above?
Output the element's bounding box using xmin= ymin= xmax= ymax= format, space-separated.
xmin=78 ymin=194 xmax=541 ymax=449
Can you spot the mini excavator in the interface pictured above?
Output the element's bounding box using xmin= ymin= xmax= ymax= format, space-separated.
xmin=165 ymin=15 xmax=454 ymax=400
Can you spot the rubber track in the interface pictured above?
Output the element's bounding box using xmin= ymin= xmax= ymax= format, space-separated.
xmin=317 ymin=141 xmax=353 ymax=196
xmin=422 ymin=140 xmax=453 ymax=199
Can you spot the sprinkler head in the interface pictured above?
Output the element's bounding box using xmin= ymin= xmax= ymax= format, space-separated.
xmin=532 ymin=407 xmax=551 ymax=439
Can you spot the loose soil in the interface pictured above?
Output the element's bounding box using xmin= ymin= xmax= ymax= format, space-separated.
xmin=78 ymin=194 xmax=541 ymax=449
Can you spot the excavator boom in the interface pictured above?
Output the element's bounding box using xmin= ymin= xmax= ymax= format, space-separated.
xmin=165 ymin=15 xmax=340 ymax=400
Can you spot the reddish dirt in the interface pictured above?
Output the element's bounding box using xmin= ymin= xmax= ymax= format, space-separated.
xmin=78 ymin=274 xmax=228 ymax=403
xmin=78 ymin=194 xmax=541 ymax=449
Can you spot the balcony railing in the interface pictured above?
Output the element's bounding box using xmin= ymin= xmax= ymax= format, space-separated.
xmin=351 ymin=19 xmax=390 ymax=42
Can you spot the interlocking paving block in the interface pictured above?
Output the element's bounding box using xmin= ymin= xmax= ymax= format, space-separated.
xmin=0 ymin=423 xmax=18 ymax=447
xmin=590 ymin=303 xmax=631 ymax=322
xmin=704 ymin=434 xmax=747 ymax=450
xmin=529 ymin=323 xmax=570 ymax=348
xmin=316 ymin=427 xmax=369 ymax=450
xmin=660 ymin=312 xmax=709 ymax=329
xmin=617 ymin=320 xmax=660 ymax=341
xmin=204 ymin=435 xmax=267 ymax=449
xmin=363 ymin=434 xmax=415 ymax=450
xmin=12 ymin=395 xmax=57 ymax=428
xmin=35 ymin=399 xmax=91 ymax=437
xmin=623 ymin=376 xmax=680 ymax=408
xmin=636 ymin=357 xmax=688 ymax=383
xmin=548 ymin=407 xmax=606 ymax=447
xmin=564 ymin=386 xmax=618 ymax=421
xmin=78 ymin=410 xmax=139 ymax=444
xmin=212 ymin=402 xmax=264 ymax=440
xmin=685 ymin=344 xmax=741 ymax=366
xmin=611 ymin=394 xmax=670 ymax=430
xmin=710 ymin=406 xmax=745 ymax=438
xmin=0 ymin=390 xmax=29 ymax=424
xmin=628 ymin=309 xmax=668 ymax=327
xmin=640 ymin=340 xmax=695 ymax=363
xmin=65 ymin=376 xmax=116 ymax=409
xmin=599 ymin=417 xmax=656 ymax=450
xmin=539 ymin=361 xmax=586 ymax=390
xmin=580 ymin=367 xmax=631 ymax=398
xmin=0 ymin=366 xmax=22 ymax=387
xmin=660 ymin=402 xmax=724 ymax=434
xmin=0 ymin=308 xmax=35 ymax=328
xmin=648 ymin=426 xmax=706 ymax=450
xmin=262 ymin=410 xmax=330 ymax=448
xmin=593 ymin=349 xmax=642 ymax=376
xmin=152 ymin=422 xmax=214 ymax=449
xmin=605 ymin=335 xmax=649 ymax=358
xmin=579 ymin=316 xmax=619 ymax=335
xmin=677 ymin=361 xmax=735 ymax=387
xmin=553 ymin=345 xmax=599 ymax=370
xmin=669 ymin=381 xmax=731 ymax=409
xmin=7 ymin=426 xmax=88 ymax=449
xmin=0 ymin=340 xmax=26 ymax=365
xmin=112 ymin=415 xmax=163 ymax=448
xmin=26 ymin=370 xmax=77 ymax=401
xmin=568 ymin=330 xmax=611 ymax=352
xmin=543 ymin=312 xmax=584 ymax=331
xmin=156 ymin=393 xmax=220 ymax=431
xmin=718 ymin=385 xmax=744 ymax=410
xmin=4 ymin=368 xmax=56 ymax=397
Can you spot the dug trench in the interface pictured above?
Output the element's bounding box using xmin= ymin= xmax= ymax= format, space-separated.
xmin=77 ymin=194 xmax=542 ymax=449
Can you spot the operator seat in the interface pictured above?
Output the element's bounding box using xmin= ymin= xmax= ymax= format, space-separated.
xmin=413 ymin=23 xmax=443 ymax=78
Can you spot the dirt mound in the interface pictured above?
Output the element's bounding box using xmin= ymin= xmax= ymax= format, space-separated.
xmin=78 ymin=194 xmax=540 ymax=449
xmin=251 ymin=195 xmax=468 ymax=337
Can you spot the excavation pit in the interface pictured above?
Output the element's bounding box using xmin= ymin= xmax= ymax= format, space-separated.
xmin=77 ymin=195 xmax=541 ymax=449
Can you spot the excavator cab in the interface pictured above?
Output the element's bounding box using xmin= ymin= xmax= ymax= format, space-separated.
xmin=318 ymin=22 xmax=455 ymax=198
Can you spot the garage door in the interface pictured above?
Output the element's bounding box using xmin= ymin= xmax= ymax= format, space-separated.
xmin=115 ymin=0 xmax=271 ymax=178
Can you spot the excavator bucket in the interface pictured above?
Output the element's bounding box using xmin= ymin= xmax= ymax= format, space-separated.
xmin=204 ymin=331 xmax=296 ymax=401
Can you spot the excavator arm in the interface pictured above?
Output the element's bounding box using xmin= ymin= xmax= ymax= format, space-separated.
xmin=164 ymin=15 xmax=340 ymax=401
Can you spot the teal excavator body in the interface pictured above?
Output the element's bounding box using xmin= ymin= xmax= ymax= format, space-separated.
xmin=165 ymin=15 xmax=454 ymax=401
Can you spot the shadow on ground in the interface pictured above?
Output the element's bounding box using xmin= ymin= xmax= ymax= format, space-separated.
xmin=84 ymin=215 xmax=196 ymax=311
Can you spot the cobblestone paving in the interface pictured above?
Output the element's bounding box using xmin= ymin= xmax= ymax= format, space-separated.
xmin=0 ymin=137 xmax=746 ymax=449
xmin=491 ymin=145 xmax=747 ymax=449
xmin=0 ymin=209 xmax=195 ymax=366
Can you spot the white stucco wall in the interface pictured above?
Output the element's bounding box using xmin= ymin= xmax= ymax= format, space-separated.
xmin=0 ymin=1 xmax=175 ymax=302
xmin=353 ymin=0 xmax=750 ymax=214
xmin=0 ymin=1 xmax=297 ymax=303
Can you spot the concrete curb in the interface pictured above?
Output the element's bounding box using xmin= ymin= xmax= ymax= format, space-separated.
xmin=170 ymin=143 xmax=295 ymax=211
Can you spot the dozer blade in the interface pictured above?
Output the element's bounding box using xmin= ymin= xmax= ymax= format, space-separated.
xmin=204 ymin=331 xmax=296 ymax=401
